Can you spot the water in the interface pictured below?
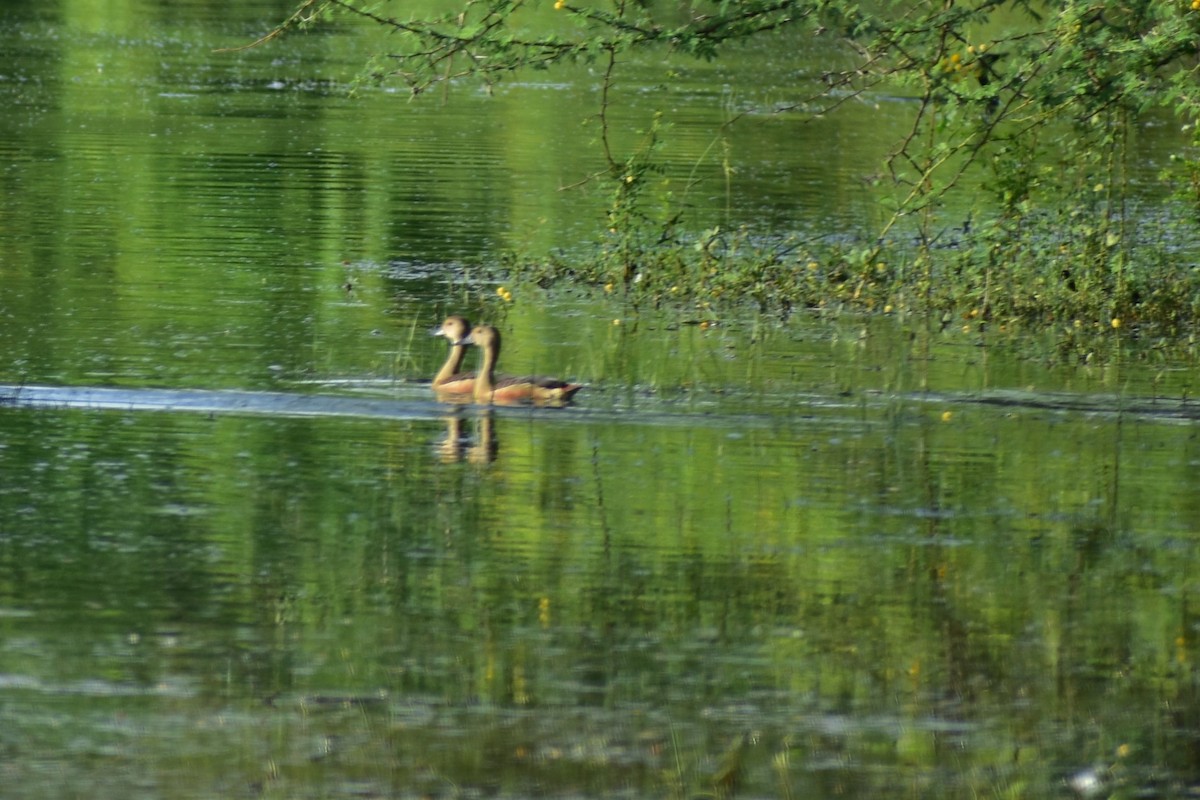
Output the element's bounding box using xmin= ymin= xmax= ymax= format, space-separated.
xmin=3 ymin=1 xmax=1200 ymax=798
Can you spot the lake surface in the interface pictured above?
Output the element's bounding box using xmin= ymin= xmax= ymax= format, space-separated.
xmin=3 ymin=2 xmax=1200 ymax=798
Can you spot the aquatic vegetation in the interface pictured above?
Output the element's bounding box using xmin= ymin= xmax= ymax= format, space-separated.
xmin=258 ymin=1 xmax=1200 ymax=357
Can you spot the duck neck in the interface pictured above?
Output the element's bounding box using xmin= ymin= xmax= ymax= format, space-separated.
xmin=433 ymin=344 xmax=467 ymax=386
xmin=474 ymin=341 xmax=498 ymax=402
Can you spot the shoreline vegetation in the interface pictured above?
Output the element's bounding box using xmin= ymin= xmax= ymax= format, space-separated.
xmin=254 ymin=1 xmax=1200 ymax=359
xmin=496 ymin=216 xmax=1200 ymax=363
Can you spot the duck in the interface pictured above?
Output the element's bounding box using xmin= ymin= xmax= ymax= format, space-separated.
xmin=461 ymin=324 xmax=583 ymax=405
xmin=430 ymin=315 xmax=476 ymax=395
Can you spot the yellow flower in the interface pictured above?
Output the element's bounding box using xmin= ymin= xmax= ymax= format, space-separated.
xmin=603 ymin=282 xmax=614 ymax=294
xmin=1111 ymin=317 xmax=1122 ymax=329
xmin=554 ymin=0 xmax=565 ymax=8
xmin=940 ymin=411 xmax=953 ymax=423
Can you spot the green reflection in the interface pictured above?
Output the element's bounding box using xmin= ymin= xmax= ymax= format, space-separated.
xmin=1 ymin=1 xmax=1199 ymax=798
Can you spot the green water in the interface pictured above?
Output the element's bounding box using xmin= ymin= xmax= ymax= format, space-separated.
xmin=2 ymin=2 xmax=1200 ymax=798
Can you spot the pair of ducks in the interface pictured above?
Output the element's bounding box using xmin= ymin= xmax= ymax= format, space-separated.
xmin=431 ymin=316 xmax=583 ymax=404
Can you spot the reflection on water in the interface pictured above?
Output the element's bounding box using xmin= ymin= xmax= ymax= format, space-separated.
xmin=437 ymin=411 xmax=498 ymax=465
xmin=2 ymin=1 xmax=1200 ymax=798
xmin=1 ymin=367 xmax=1199 ymax=796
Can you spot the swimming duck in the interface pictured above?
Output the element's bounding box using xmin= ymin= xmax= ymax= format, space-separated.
xmin=430 ymin=315 xmax=476 ymax=395
xmin=462 ymin=324 xmax=583 ymax=405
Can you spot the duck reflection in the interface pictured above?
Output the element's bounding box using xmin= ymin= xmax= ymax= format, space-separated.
xmin=468 ymin=411 xmax=497 ymax=465
xmin=436 ymin=410 xmax=497 ymax=465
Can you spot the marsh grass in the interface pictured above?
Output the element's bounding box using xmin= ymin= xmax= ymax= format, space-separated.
xmin=491 ymin=101 xmax=1200 ymax=365
xmin=496 ymin=210 xmax=1200 ymax=364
